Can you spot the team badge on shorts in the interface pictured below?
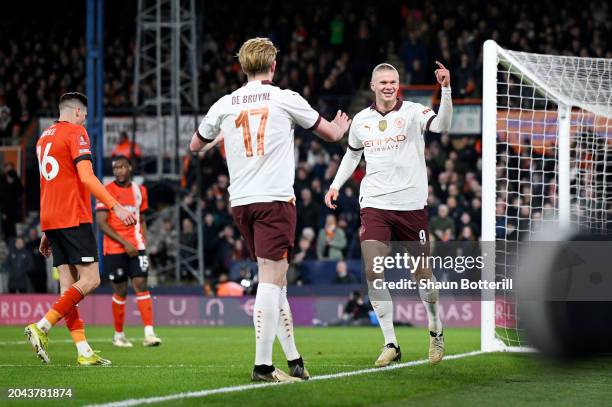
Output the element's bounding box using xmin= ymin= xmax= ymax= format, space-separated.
xmin=378 ymin=120 xmax=387 ymax=132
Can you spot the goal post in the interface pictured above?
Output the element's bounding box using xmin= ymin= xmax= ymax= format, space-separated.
xmin=481 ymin=40 xmax=612 ymax=352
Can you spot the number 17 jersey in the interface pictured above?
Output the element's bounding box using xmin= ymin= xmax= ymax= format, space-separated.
xmin=36 ymin=121 xmax=93 ymax=231
xmin=197 ymin=80 xmax=321 ymax=207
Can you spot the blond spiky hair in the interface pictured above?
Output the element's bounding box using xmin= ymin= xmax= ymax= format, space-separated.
xmin=237 ymin=37 xmax=279 ymax=76
xmin=370 ymin=63 xmax=399 ymax=82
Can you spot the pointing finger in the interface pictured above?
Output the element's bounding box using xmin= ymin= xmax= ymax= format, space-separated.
xmin=435 ymin=60 xmax=446 ymax=70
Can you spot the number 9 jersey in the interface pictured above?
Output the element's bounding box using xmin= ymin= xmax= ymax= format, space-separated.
xmin=196 ymin=80 xmax=321 ymax=207
xmin=36 ymin=121 xmax=93 ymax=231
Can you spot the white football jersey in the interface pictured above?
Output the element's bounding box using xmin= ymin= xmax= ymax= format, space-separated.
xmin=198 ymin=80 xmax=321 ymax=207
xmin=349 ymin=100 xmax=437 ymax=211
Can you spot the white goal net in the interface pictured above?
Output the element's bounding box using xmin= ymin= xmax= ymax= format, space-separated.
xmin=481 ymin=40 xmax=612 ymax=351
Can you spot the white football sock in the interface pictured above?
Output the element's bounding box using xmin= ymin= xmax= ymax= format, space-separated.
xmin=36 ymin=318 xmax=52 ymax=333
xmin=418 ymin=276 xmax=442 ymax=334
xmin=368 ymin=281 xmax=397 ymax=346
xmin=76 ymin=341 xmax=93 ymax=357
xmin=144 ymin=325 xmax=155 ymax=337
xmin=422 ymin=300 xmax=442 ymax=334
xmin=253 ymin=283 xmax=281 ymax=366
xmin=372 ymin=300 xmax=397 ymax=346
xmin=277 ymin=286 xmax=300 ymax=361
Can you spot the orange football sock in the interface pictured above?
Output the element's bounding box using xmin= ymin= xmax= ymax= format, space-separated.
xmin=45 ymin=285 xmax=84 ymax=326
xmin=112 ymin=294 xmax=126 ymax=333
xmin=64 ymin=306 xmax=86 ymax=344
xmin=136 ymin=291 xmax=154 ymax=327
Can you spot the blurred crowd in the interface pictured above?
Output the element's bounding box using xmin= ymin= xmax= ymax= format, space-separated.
xmin=0 ymin=228 xmax=46 ymax=293
xmin=2 ymin=0 xmax=608 ymax=143
xmin=1 ymin=0 xmax=610 ymax=291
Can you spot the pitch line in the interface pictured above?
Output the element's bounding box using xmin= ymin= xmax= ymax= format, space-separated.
xmin=0 ymin=338 xmax=138 ymax=346
xmin=86 ymin=350 xmax=484 ymax=407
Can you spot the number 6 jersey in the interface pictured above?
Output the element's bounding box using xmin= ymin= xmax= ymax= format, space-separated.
xmin=196 ymin=80 xmax=321 ymax=207
xmin=36 ymin=121 xmax=93 ymax=231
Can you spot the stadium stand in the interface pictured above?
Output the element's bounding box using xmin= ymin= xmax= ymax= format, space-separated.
xmin=0 ymin=0 xmax=609 ymax=293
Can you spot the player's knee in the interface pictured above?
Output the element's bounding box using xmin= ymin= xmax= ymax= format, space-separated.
xmin=114 ymin=284 xmax=128 ymax=297
xmin=132 ymin=279 xmax=147 ymax=293
xmin=84 ymin=274 xmax=101 ymax=292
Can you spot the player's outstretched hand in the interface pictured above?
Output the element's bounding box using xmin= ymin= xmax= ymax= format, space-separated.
xmin=39 ymin=233 xmax=51 ymax=258
xmin=113 ymin=204 xmax=137 ymax=226
xmin=332 ymin=110 xmax=351 ymax=136
xmin=434 ymin=61 xmax=450 ymax=87
xmin=324 ymin=188 xmax=339 ymax=210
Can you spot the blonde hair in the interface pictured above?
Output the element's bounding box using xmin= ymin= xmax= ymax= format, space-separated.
xmin=370 ymin=63 xmax=399 ymax=82
xmin=237 ymin=37 xmax=278 ymax=76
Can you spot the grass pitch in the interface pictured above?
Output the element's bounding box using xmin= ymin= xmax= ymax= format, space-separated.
xmin=1 ymin=326 xmax=611 ymax=406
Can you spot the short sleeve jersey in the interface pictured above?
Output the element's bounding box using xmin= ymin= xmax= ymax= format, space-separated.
xmin=348 ymin=100 xmax=437 ymax=211
xmin=36 ymin=121 xmax=93 ymax=231
xmin=196 ymin=80 xmax=321 ymax=207
xmin=95 ymin=182 xmax=148 ymax=255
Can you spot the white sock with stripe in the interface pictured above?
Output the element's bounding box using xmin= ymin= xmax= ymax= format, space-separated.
xmin=253 ymin=283 xmax=281 ymax=366
xmin=276 ymin=286 xmax=300 ymax=361
xmin=419 ymin=276 xmax=442 ymax=334
xmin=367 ymin=281 xmax=397 ymax=346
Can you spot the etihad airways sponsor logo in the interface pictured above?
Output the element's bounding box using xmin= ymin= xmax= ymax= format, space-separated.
xmin=363 ymin=134 xmax=407 ymax=151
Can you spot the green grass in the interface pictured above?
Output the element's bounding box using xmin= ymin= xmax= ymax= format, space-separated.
xmin=0 ymin=326 xmax=611 ymax=406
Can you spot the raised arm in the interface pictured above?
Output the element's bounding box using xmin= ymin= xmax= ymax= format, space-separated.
xmin=313 ymin=110 xmax=352 ymax=143
xmin=282 ymin=91 xmax=351 ymax=143
xmin=428 ymin=61 xmax=453 ymax=133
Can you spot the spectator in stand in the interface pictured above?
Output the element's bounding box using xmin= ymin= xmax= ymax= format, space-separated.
xmin=332 ymin=260 xmax=356 ymax=284
xmin=317 ymin=214 xmax=347 ymax=260
xmin=454 ymin=53 xmax=476 ymax=97
xmin=213 ymin=197 xmax=233 ymax=229
xmin=202 ymin=213 xmax=219 ymax=268
xmin=291 ymin=227 xmax=318 ymax=285
xmin=0 ymin=162 xmax=23 ymax=239
xmin=296 ymin=188 xmax=320 ymax=238
xmin=337 ymin=185 xmax=360 ymax=233
xmin=0 ymin=105 xmax=15 ymax=140
xmin=459 ymin=225 xmax=476 ymax=241
xmin=111 ymin=131 xmax=142 ymax=161
xmin=214 ymin=225 xmax=236 ymax=274
xmin=3 ymin=236 xmax=32 ymax=293
xmin=407 ymin=59 xmax=429 ymax=85
xmin=148 ymin=217 xmax=177 ymax=277
xmin=430 ymin=204 xmax=456 ymax=242
xmin=293 ymin=235 xmax=317 ymax=264
xmin=321 ymin=291 xmax=371 ymax=326
xmin=216 ymin=273 xmax=244 ymax=297
xmin=25 ymin=228 xmax=47 ymax=293
xmin=400 ymin=31 xmax=427 ymax=83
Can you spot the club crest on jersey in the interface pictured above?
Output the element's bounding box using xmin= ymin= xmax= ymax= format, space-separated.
xmin=378 ymin=120 xmax=387 ymax=132
xmin=394 ymin=118 xmax=405 ymax=128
